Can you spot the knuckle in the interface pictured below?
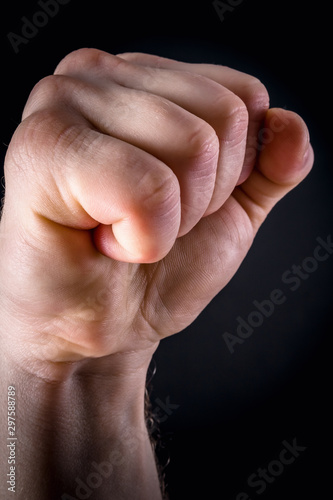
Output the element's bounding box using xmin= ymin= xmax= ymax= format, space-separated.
xmin=54 ymin=48 xmax=123 ymax=78
xmin=242 ymin=77 xmax=270 ymax=115
xmin=138 ymin=166 xmax=180 ymax=220
xmin=23 ymin=75 xmax=61 ymax=117
xmin=219 ymin=94 xmax=249 ymax=142
xmin=22 ymin=74 xmax=78 ymax=120
xmin=186 ymin=120 xmax=220 ymax=166
xmin=6 ymin=107 xmax=82 ymax=177
xmin=54 ymin=48 xmax=104 ymax=75
xmin=6 ymin=111 xmax=51 ymax=173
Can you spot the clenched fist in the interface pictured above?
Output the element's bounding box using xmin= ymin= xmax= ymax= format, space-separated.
xmin=0 ymin=48 xmax=313 ymax=500
xmin=0 ymin=49 xmax=313 ymax=366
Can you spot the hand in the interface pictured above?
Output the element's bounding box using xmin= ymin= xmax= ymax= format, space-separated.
xmin=0 ymin=49 xmax=313 ymax=377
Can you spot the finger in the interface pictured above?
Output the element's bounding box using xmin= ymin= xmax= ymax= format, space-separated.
xmin=55 ymin=48 xmax=248 ymax=223
xmin=5 ymin=104 xmax=181 ymax=264
xmin=117 ymin=52 xmax=270 ymax=185
xmin=232 ymin=108 xmax=314 ymax=231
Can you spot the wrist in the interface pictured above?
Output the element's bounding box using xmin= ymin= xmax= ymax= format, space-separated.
xmin=1 ymin=344 xmax=162 ymax=499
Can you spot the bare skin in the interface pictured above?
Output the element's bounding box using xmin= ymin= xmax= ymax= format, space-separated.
xmin=0 ymin=49 xmax=313 ymax=499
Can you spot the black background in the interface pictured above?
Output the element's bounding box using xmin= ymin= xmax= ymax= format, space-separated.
xmin=1 ymin=1 xmax=332 ymax=498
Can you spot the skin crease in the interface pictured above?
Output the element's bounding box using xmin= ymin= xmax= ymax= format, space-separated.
xmin=0 ymin=49 xmax=314 ymax=499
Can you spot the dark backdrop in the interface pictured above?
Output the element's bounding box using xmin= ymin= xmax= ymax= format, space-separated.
xmin=1 ymin=1 xmax=332 ymax=498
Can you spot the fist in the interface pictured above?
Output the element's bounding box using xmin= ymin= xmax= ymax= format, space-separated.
xmin=6 ymin=48 xmax=270 ymax=263
xmin=0 ymin=49 xmax=313 ymax=366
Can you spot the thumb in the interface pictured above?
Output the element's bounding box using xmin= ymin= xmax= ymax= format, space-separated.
xmin=234 ymin=108 xmax=314 ymax=232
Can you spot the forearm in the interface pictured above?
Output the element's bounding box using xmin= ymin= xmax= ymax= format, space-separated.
xmin=0 ymin=352 xmax=162 ymax=500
